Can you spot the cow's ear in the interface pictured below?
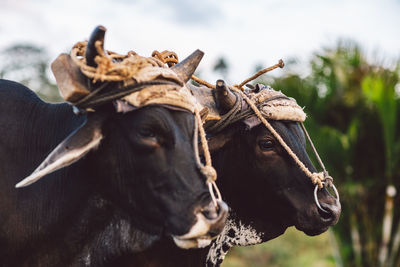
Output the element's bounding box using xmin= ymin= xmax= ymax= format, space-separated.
xmin=15 ymin=113 xmax=106 ymax=188
xmin=203 ymin=130 xmax=236 ymax=153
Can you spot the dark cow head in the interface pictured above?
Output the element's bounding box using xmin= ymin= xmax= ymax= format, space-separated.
xmin=15 ymin=26 xmax=228 ymax=249
xmin=187 ymin=81 xmax=340 ymax=265
xmin=213 ymin=120 xmax=340 ymax=236
xmin=207 ymin=80 xmax=340 ymax=236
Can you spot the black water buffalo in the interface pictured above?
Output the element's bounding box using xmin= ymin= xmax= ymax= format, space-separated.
xmin=0 ymin=27 xmax=228 ymax=267
xmin=121 ymin=81 xmax=341 ymax=266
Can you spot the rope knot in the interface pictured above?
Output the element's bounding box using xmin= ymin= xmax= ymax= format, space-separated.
xmin=152 ymin=50 xmax=179 ymax=67
xmin=323 ymin=171 xmax=334 ymax=187
xmin=93 ymin=55 xmax=113 ymax=82
xmin=201 ymin=165 xmax=217 ymax=183
xmin=311 ymin=172 xmax=324 ymax=189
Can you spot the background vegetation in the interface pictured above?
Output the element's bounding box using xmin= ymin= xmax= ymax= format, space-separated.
xmin=1 ymin=41 xmax=399 ymax=266
xmin=225 ymin=41 xmax=400 ymax=267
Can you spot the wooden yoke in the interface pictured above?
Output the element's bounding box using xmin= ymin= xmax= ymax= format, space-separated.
xmin=51 ymin=53 xmax=90 ymax=103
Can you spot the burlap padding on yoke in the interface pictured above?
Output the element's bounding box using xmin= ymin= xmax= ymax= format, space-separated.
xmin=69 ymin=41 xmax=198 ymax=113
xmin=123 ymin=84 xmax=200 ymax=114
xmin=248 ymin=86 xmax=306 ymax=122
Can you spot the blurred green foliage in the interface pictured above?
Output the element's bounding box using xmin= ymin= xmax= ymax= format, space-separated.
xmin=223 ymin=227 xmax=336 ymax=267
xmin=250 ymin=41 xmax=400 ymax=267
xmin=0 ymin=44 xmax=62 ymax=102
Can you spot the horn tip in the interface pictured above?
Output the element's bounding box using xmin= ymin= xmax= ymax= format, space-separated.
xmin=15 ymin=180 xmax=27 ymax=188
xmin=98 ymin=25 xmax=107 ymax=31
xmin=171 ymin=49 xmax=205 ymax=83
xmin=15 ymin=173 xmax=39 ymax=188
xmin=195 ymin=50 xmax=204 ymax=62
xmin=95 ymin=25 xmax=107 ymax=33
xmin=216 ymin=80 xmax=225 ymax=87
xmin=194 ymin=49 xmax=204 ymax=57
xmin=89 ymin=25 xmax=107 ymax=42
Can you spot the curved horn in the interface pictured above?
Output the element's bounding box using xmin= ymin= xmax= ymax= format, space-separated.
xmin=171 ymin=49 xmax=204 ymax=83
xmin=86 ymin=25 xmax=107 ymax=67
xmin=15 ymin=114 xmax=106 ymax=188
xmin=215 ymin=79 xmax=236 ymax=112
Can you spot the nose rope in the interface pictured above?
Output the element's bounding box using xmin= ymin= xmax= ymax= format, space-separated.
xmin=298 ymin=122 xmax=339 ymax=212
xmin=193 ymin=109 xmax=222 ymax=207
xmin=70 ymin=43 xmax=224 ymax=208
xmin=153 ymin=50 xmax=223 ymax=207
xmin=230 ymin=87 xmax=328 ymax=189
xmin=229 ymin=87 xmax=340 ymax=213
xmin=186 ymin=56 xmax=339 ymax=212
xmin=299 ymin=122 xmax=334 ymax=187
xmin=188 ymin=56 xmax=333 ymax=190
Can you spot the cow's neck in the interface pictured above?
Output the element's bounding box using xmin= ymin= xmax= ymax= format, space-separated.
xmin=205 ymin=212 xmax=264 ymax=266
xmin=118 ymin=210 xmax=265 ymax=267
xmin=77 ymin=205 xmax=161 ymax=266
xmin=0 ymin=103 xmax=153 ymax=266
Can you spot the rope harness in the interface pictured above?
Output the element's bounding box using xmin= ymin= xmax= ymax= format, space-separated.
xmin=175 ymin=56 xmax=339 ymax=212
xmin=67 ymin=43 xmax=222 ymax=208
xmin=230 ymin=87 xmax=339 ymax=212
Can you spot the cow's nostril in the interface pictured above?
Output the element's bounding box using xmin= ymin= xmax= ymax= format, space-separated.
xmin=319 ymin=201 xmax=341 ymax=222
xmin=318 ymin=204 xmax=333 ymax=220
xmin=201 ymin=200 xmax=229 ymax=221
xmin=201 ymin=202 xmax=219 ymax=220
xmin=202 ymin=209 xmax=219 ymax=220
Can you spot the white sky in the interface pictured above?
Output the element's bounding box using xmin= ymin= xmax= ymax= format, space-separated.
xmin=1 ymin=0 xmax=399 ymax=84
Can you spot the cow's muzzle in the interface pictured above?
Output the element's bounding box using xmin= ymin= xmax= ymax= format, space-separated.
xmin=172 ymin=200 xmax=228 ymax=249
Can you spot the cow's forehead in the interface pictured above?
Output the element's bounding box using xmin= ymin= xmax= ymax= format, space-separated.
xmin=122 ymin=84 xmax=200 ymax=114
xmin=269 ymin=120 xmax=306 ymax=147
xmin=123 ymin=105 xmax=195 ymax=136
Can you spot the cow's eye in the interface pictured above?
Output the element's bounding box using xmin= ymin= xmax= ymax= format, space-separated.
xmin=138 ymin=128 xmax=156 ymax=138
xmin=258 ymin=140 xmax=274 ymax=151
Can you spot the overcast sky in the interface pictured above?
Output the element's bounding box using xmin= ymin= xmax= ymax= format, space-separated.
xmin=1 ymin=0 xmax=399 ymax=84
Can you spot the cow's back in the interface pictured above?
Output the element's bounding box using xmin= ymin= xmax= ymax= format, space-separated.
xmin=0 ymin=79 xmax=88 ymax=262
xmin=0 ymin=79 xmax=82 ymax=185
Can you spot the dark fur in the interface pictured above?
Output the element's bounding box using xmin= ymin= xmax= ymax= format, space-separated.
xmin=0 ymin=79 xmax=212 ymax=266
xmin=122 ymin=120 xmax=340 ymax=266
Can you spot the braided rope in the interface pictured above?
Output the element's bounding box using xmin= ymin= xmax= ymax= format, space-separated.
xmin=207 ymin=92 xmax=242 ymax=133
xmin=152 ymin=50 xmax=179 ymax=67
xmin=235 ymin=59 xmax=285 ymax=90
xmin=230 ymin=87 xmax=325 ymax=188
xmin=300 ymin=122 xmax=333 ymax=187
xmin=68 ymin=44 xmax=222 ymax=201
xmin=148 ymin=52 xmax=329 ymax=190
xmin=187 ymin=59 xmax=329 ymax=188
xmin=71 ymin=41 xmax=165 ymax=83
xmin=192 ymin=75 xmax=216 ymax=89
xmin=152 ymin=50 xmax=216 ymax=89
xmin=191 ymin=59 xmax=284 ymax=91
xmin=150 ymin=50 xmax=222 ymax=199
xmin=207 ymin=94 xmax=294 ymax=134
xmin=193 ymin=109 xmax=222 ymax=207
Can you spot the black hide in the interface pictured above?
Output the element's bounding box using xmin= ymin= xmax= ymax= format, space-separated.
xmin=0 ymin=79 xmax=214 ymax=266
xmin=122 ymin=120 xmax=340 ymax=267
